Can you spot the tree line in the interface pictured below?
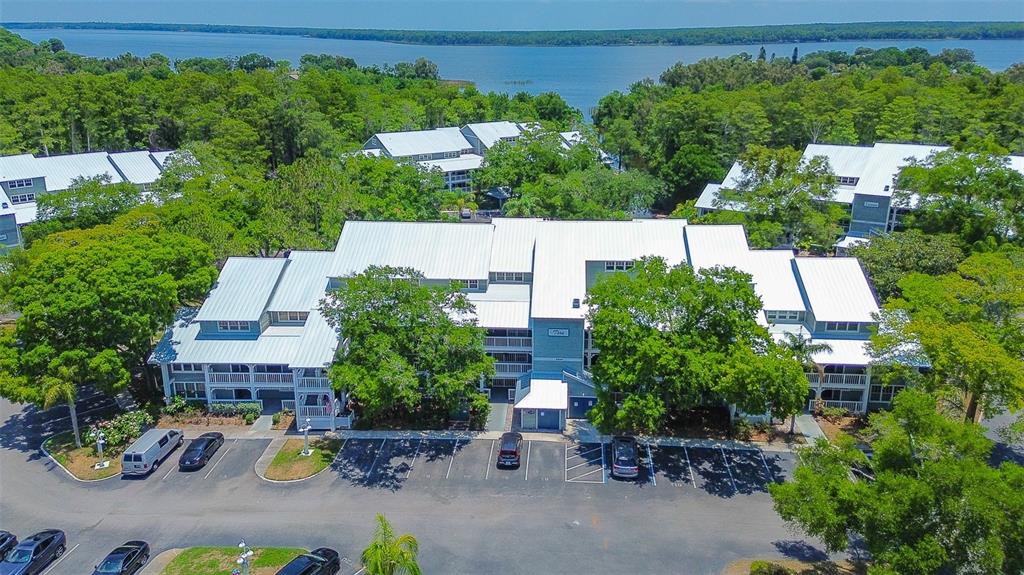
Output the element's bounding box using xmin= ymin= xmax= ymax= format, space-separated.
xmin=5 ymin=20 xmax=1023 ymax=47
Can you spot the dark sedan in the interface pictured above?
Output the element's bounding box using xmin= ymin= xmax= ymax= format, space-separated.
xmin=0 ymin=533 xmax=15 ymax=561
xmin=92 ymin=541 xmax=149 ymax=575
xmin=177 ymin=432 xmax=225 ymax=470
xmin=275 ymin=547 xmax=340 ymax=575
xmin=0 ymin=529 xmax=65 ymax=575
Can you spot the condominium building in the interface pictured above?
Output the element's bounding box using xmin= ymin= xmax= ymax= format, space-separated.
xmin=0 ymin=149 xmax=177 ymax=249
xmin=696 ymin=142 xmax=1024 ymax=246
xmin=152 ymin=218 xmax=895 ymax=431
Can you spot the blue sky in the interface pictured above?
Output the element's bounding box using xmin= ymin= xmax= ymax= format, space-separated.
xmin=2 ymin=0 xmax=1023 ymax=30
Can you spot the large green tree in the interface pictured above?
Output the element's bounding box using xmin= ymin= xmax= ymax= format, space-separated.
xmin=319 ymin=266 xmax=494 ymax=426
xmin=770 ymin=388 xmax=1024 ymax=574
xmin=585 ymin=257 xmax=807 ymax=434
xmin=848 ymin=230 xmax=965 ymax=302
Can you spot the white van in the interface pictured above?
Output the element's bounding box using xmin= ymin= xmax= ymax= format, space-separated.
xmin=121 ymin=428 xmax=183 ymax=476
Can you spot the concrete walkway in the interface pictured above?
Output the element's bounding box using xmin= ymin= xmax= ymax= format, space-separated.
xmin=254 ymin=436 xmax=289 ymax=478
xmin=139 ymin=548 xmax=182 ymax=575
xmin=794 ymin=414 xmax=827 ymax=442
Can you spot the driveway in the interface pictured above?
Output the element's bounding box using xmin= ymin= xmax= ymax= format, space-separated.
xmin=0 ymin=397 xmax=833 ymax=574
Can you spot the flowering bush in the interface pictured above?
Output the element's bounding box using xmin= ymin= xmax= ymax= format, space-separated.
xmin=84 ymin=410 xmax=155 ymax=452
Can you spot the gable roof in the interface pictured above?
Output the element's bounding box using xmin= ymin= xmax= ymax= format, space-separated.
xmin=463 ymin=121 xmax=524 ymax=150
xmin=793 ymin=258 xmax=879 ymax=323
xmin=194 ymin=258 xmax=288 ymax=322
xmin=372 ymin=127 xmax=472 ymax=158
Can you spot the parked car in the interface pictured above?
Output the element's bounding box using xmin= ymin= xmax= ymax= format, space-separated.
xmin=275 ymin=548 xmax=340 ymax=575
xmin=0 ymin=533 xmax=16 ymax=560
xmin=92 ymin=541 xmax=149 ymax=575
xmin=0 ymin=529 xmax=66 ymax=575
xmin=496 ymin=432 xmax=523 ymax=468
xmin=121 ymin=428 xmax=183 ymax=476
xmin=610 ymin=436 xmax=639 ymax=480
xmin=178 ymin=432 xmax=225 ymax=470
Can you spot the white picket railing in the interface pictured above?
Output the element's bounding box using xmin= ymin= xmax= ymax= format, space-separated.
xmin=298 ymin=405 xmax=332 ymax=417
xmin=297 ymin=377 xmax=331 ymax=389
xmin=209 ymin=373 xmax=250 ymax=383
xmin=484 ymin=337 xmax=533 ymax=348
xmin=252 ymin=373 xmax=294 ymax=384
xmin=805 ymin=373 xmax=868 ymax=386
xmin=808 ymin=399 xmax=864 ymax=413
xmin=281 ymin=400 xmax=296 ymax=411
xmin=495 ymin=363 xmax=531 ymax=374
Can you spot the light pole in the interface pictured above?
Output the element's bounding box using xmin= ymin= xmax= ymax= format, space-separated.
xmin=300 ymin=418 xmax=312 ymax=456
xmin=237 ymin=540 xmax=253 ymax=575
xmin=93 ymin=429 xmax=109 ymax=470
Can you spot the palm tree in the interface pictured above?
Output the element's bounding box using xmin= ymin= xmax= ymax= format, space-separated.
xmin=778 ymin=331 xmax=833 ymax=434
xmin=361 ymin=514 xmax=421 ymax=575
xmin=42 ymin=376 xmax=81 ymax=448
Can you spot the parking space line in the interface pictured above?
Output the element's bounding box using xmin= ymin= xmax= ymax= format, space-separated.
xmin=566 ymin=467 xmax=604 ymax=483
xmin=161 ymin=463 xmax=176 ymax=480
xmin=524 ymin=441 xmax=532 ymax=480
xmin=367 ymin=438 xmax=387 ymax=477
xmin=445 ymin=439 xmax=459 ymax=479
xmin=719 ymin=445 xmax=738 ymax=492
xmin=332 ymin=438 xmax=349 ymax=463
xmin=758 ymin=450 xmax=772 ymax=477
xmin=575 ymin=445 xmax=603 ymax=458
xmin=683 ymin=446 xmax=696 ymax=487
xmin=40 ymin=543 xmax=78 ymax=575
xmin=564 ymin=444 xmax=568 ymax=483
xmin=646 ymin=443 xmax=656 ymax=486
xmin=566 ymin=460 xmax=597 ymax=472
xmin=485 ymin=439 xmax=495 ymax=480
xmin=203 ymin=439 xmax=236 ymax=479
xmin=406 ymin=439 xmax=422 ymax=479
xmin=602 ymin=441 xmax=607 ymax=483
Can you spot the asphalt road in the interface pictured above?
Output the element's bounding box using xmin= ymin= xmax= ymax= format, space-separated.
xmin=0 ymin=397 xmax=833 ymax=574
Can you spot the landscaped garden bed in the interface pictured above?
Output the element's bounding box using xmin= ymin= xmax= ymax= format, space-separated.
xmin=813 ymin=406 xmax=869 ymax=443
xmin=158 ymin=396 xmax=262 ymax=427
xmin=271 ymin=409 xmax=295 ymax=430
xmin=43 ymin=431 xmax=122 ymax=480
xmin=160 ymin=546 xmax=306 ymax=575
xmin=263 ymin=437 xmax=343 ymax=481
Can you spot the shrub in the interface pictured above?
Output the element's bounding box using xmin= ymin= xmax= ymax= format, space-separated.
xmin=467 ymin=392 xmax=491 ymax=430
xmin=732 ymin=418 xmax=754 ymax=441
xmin=749 ymin=560 xmax=794 ymax=575
xmin=820 ymin=405 xmax=850 ymax=423
xmin=84 ymin=410 xmax=154 ymax=451
xmin=243 ymin=412 xmax=257 ymax=425
xmin=272 ymin=412 xmax=281 ymax=425
xmin=207 ymin=402 xmax=262 ymax=419
xmin=162 ymin=396 xmax=204 ymax=417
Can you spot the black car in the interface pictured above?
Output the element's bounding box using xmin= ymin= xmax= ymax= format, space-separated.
xmin=496 ymin=432 xmax=523 ymax=468
xmin=0 ymin=529 xmax=66 ymax=575
xmin=92 ymin=541 xmax=149 ymax=575
xmin=0 ymin=533 xmax=16 ymax=561
xmin=610 ymin=436 xmax=639 ymax=480
xmin=177 ymin=432 xmax=225 ymax=470
xmin=274 ymin=547 xmax=340 ymax=575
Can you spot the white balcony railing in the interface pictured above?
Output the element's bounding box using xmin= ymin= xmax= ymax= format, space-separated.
xmin=495 ymin=363 xmax=531 ymax=374
xmin=252 ymin=373 xmax=294 ymax=384
xmin=297 ymin=377 xmax=331 ymax=389
xmin=209 ymin=373 xmax=250 ymax=384
xmin=298 ymin=405 xmax=332 ymax=417
xmin=809 ymin=399 xmax=865 ymax=414
xmin=484 ymin=337 xmax=532 ymax=348
xmin=806 ymin=373 xmax=868 ymax=387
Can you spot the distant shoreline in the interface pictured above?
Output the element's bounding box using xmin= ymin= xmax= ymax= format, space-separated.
xmin=3 ymin=21 xmax=1023 ymax=48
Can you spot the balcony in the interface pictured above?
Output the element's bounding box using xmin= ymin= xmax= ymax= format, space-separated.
xmin=253 ymin=373 xmax=293 ymax=384
xmin=494 ymin=363 xmax=531 ymax=375
xmin=208 ymin=373 xmax=250 ymax=384
xmin=297 ymin=377 xmax=331 ymax=389
xmin=484 ymin=336 xmax=532 ymax=349
xmin=805 ymin=373 xmax=868 ymax=387
xmin=808 ymin=399 xmax=864 ymax=414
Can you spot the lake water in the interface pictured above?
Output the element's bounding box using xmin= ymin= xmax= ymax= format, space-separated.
xmin=13 ymin=28 xmax=1024 ymax=116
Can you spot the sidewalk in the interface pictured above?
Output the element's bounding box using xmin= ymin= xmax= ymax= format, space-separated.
xmin=794 ymin=414 xmax=827 ymax=443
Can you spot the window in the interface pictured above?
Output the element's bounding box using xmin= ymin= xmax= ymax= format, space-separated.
xmin=170 ymin=363 xmax=202 ymax=372
xmin=824 ymin=321 xmax=860 ymax=332
xmin=6 ymin=179 xmax=33 ymax=189
xmin=870 ymin=384 xmax=905 ymax=404
xmin=490 ymin=272 xmax=531 ymax=284
xmin=491 ymin=352 xmax=531 ymax=363
xmin=273 ymin=311 xmax=308 ymax=323
xmin=158 ymin=436 xmax=169 ymax=447
xmin=604 ymin=260 xmax=633 ymax=272
xmin=836 ymin=176 xmax=860 ymax=186
xmin=173 ymin=381 xmax=206 ymax=399
xmin=454 ymin=279 xmax=482 ymax=290
xmin=765 ymin=310 xmax=801 ymax=322
xmin=217 ymin=320 xmax=249 ymax=332
xmin=863 ymin=201 xmax=880 ymax=208
xmin=10 ymin=193 xmax=35 ymax=204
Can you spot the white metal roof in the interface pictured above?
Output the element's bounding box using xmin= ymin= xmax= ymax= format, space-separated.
xmin=150 ymin=150 xmax=175 ymax=165
xmin=266 ymin=251 xmax=334 ymax=312
xmin=0 ymin=154 xmax=39 ymax=182
xmin=804 ymin=144 xmax=874 ymax=180
xmin=794 ymin=258 xmax=879 ymax=323
xmin=462 ymin=121 xmax=523 ymax=150
xmin=194 ymin=258 xmax=288 ymax=321
xmin=684 ymin=226 xmax=804 ymax=312
xmin=489 ymin=218 xmax=541 ymax=273
xmin=331 ymin=221 xmax=493 ymax=280
xmin=33 ymin=152 xmax=125 ymax=191
xmin=419 ymin=154 xmax=483 ymax=173
xmin=810 ymin=338 xmax=872 ymax=366
xmin=108 ymin=151 xmax=164 ymax=185
xmin=465 ymin=283 xmax=532 ymax=329
xmin=835 ymin=236 xmax=870 ymax=249
xmin=514 ymin=378 xmax=568 ymax=410
xmin=290 ymin=310 xmax=341 ymax=368
xmin=852 ymin=143 xmax=948 ymax=198
xmin=531 ymin=220 xmax=689 ymax=319
xmin=373 ymin=127 xmax=472 ymax=158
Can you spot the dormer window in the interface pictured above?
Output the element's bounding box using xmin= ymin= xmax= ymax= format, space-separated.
xmin=6 ymin=179 xmax=33 ymax=189
xmin=272 ymin=311 xmax=309 ymax=324
xmin=825 ymin=321 xmax=860 ymax=332
xmin=217 ymin=320 xmax=249 ymax=332
xmin=605 ymin=261 xmax=633 ymax=272
xmin=453 ymin=279 xmax=482 ymax=290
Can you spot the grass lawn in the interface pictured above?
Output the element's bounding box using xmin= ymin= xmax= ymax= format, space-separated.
xmin=724 ymin=559 xmax=866 ymax=575
xmin=162 ymin=547 xmax=307 ymax=575
xmin=44 ymin=431 xmax=121 ymax=480
xmin=264 ymin=437 xmax=342 ymax=481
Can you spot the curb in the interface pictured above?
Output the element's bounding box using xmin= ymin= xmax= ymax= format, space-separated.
xmin=139 ymin=548 xmax=183 ymax=575
xmin=40 ymin=435 xmax=119 ymax=483
xmin=254 ymin=437 xmax=333 ymax=484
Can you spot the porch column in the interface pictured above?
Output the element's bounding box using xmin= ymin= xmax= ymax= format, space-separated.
xmin=861 ymin=365 xmax=872 ymax=414
xmin=248 ymin=363 xmax=256 ymax=402
xmin=202 ymin=364 xmax=212 ymax=407
xmin=159 ymin=363 xmax=172 ymax=404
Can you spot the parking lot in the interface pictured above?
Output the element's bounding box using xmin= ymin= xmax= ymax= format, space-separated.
xmin=327 ymin=437 xmax=795 ymax=496
xmin=148 ymin=438 xmax=271 ymax=486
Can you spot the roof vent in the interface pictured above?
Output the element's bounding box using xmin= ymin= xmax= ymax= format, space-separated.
xmin=883 ymin=185 xmax=890 ymax=192
xmin=1 ymin=203 xmax=7 ymax=209
xmin=572 ymin=298 xmax=580 ymax=309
